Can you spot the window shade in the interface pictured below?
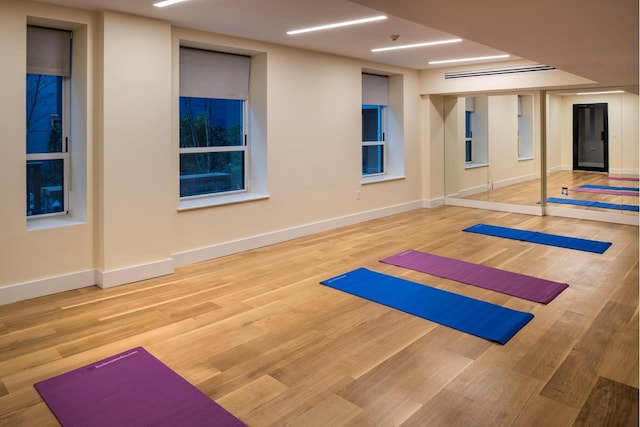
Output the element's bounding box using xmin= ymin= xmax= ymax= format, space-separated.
xmin=180 ymin=47 xmax=251 ymax=100
xmin=27 ymin=26 xmax=71 ymax=77
xmin=362 ymin=73 xmax=388 ymax=106
xmin=465 ymin=97 xmax=476 ymax=112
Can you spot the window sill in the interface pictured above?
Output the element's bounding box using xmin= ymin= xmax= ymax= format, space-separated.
xmin=361 ymin=174 xmax=406 ymax=185
xmin=518 ymin=156 xmax=534 ymax=161
xmin=27 ymin=215 xmax=85 ymax=231
xmin=178 ymin=192 xmax=269 ymax=211
xmin=465 ymin=162 xmax=488 ymax=170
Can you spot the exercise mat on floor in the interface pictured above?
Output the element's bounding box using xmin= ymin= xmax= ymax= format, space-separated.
xmin=463 ymin=223 xmax=612 ymax=254
xmin=380 ymin=249 xmax=568 ymax=304
xmin=34 ymin=347 xmax=246 ymax=427
xmin=320 ymin=268 xmax=534 ymax=344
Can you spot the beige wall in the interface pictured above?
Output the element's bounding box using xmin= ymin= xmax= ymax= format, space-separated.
xmin=0 ymin=1 xmax=423 ymax=302
xmin=553 ymin=93 xmax=639 ymax=175
xmin=419 ymin=59 xmax=595 ymax=95
xmin=0 ymin=1 xmax=96 ymax=294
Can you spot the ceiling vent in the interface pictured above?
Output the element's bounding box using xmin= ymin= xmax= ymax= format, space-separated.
xmin=444 ymin=64 xmax=556 ymax=79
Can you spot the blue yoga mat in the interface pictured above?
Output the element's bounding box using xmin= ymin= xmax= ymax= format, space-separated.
xmin=320 ymin=268 xmax=534 ymax=344
xmin=463 ymin=223 xmax=612 ymax=254
xmin=581 ymin=184 xmax=639 ymax=191
xmin=547 ymin=197 xmax=639 ymax=212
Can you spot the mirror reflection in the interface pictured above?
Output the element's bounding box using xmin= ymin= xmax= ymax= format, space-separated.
xmin=443 ymin=90 xmax=638 ymax=221
xmin=546 ymin=91 xmax=638 ymax=217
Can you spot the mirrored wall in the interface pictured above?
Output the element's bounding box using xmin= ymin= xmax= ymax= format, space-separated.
xmin=443 ymin=90 xmax=639 ymax=224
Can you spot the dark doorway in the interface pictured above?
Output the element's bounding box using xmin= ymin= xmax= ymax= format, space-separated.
xmin=573 ymin=103 xmax=608 ymax=172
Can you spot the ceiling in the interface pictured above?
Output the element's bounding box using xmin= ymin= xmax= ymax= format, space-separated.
xmin=38 ymin=0 xmax=638 ymax=90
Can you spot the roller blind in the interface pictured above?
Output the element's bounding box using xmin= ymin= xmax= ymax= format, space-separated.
xmin=180 ymin=47 xmax=251 ymax=100
xmin=362 ymin=73 xmax=388 ymax=106
xmin=27 ymin=26 xmax=71 ymax=77
xmin=465 ymin=97 xmax=476 ymax=112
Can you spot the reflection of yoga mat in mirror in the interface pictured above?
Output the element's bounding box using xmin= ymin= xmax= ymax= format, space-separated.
xmin=581 ymin=184 xmax=639 ymax=191
xmin=606 ymin=176 xmax=639 ymax=182
xmin=34 ymin=347 xmax=246 ymax=427
xmin=381 ymin=249 xmax=567 ymax=304
xmin=463 ymin=223 xmax=612 ymax=254
xmin=321 ymin=268 xmax=534 ymax=344
xmin=547 ymin=197 xmax=639 ymax=213
xmin=571 ymin=187 xmax=639 ymax=197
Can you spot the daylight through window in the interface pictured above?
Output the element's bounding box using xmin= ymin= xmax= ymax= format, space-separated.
xmin=179 ymin=47 xmax=251 ymax=198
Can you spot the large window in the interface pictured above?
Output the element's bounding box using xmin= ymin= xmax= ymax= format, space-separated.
xmin=179 ymin=48 xmax=250 ymax=198
xmin=362 ymin=73 xmax=388 ymax=176
xmin=26 ymin=26 xmax=71 ymax=217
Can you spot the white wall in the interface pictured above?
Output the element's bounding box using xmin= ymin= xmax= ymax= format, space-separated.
xmin=0 ymin=2 xmax=423 ymax=304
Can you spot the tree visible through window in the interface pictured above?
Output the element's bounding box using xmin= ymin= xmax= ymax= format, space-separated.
xmin=26 ymin=26 xmax=71 ymax=217
xmin=179 ymin=97 xmax=245 ymax=197
xmin=179 ymin=47 xmax=250 ymax=199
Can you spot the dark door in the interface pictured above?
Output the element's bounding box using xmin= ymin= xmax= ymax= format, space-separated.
xmin=573 ymin=103 xmax=608 ymax=172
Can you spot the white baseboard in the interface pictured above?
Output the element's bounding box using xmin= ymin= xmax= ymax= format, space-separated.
xmin=545 ymin=206 xmax=639 ymax=226
xmin=445 ymin=197 xmax=543 ymax=216
xmin=173 ymin=201 xmax=423 ymax=267
xmin=492 ymin=173 xmax=538 ymax=189
xmin=423 ymin=197 xmax=445 ymax=208
xmin=96 ymin=258 xmax=175 ymax=289
xmin=1 ymin=203 xmax=423 ymax=305
xmin=0 ymin=270 xmax=96 ymax=306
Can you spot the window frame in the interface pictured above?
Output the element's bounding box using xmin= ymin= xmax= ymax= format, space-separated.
xmin=465 ymin=109 xmax=473 ymax=164
xmin=178 ymin=48 xmax=251 ymax=201
xmin=178 ymin=98 xmax=249 ymax=199
xmin=26 ymin=27 xmax=72 ymax=218
xmin=362 ymin=104 xmax=387 ymax=177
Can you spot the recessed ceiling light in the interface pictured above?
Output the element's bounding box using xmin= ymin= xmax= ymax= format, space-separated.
xmin=576 ymin=90 xmax=624 ymax=95
xmin=287 ymin=15 xmax=387 ymax=35
xmin=429 ymin=54 xmax=510 ymax=65
xmin=372 ymin=38 xmax=462 ymax=52
xmin=153 ymin=0 xmax=190 ymax=8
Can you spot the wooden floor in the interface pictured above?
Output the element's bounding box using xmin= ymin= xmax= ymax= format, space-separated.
xmin=463 ymin=171 xmax=639 ymax=215
xmin=0 ymin=206 xmax=638 ymax=426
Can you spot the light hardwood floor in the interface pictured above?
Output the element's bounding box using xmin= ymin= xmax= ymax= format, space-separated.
xmin=0 ymin=206 xmax=638 ymax=426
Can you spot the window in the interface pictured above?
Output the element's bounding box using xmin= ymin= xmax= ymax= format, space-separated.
xmin=465 ymin=110 xmax=473 ymax=163
xmin=179 ymin=48 xmax=250 ymax=198
xmin=362 ymin=73 xmax=388 ymax=176
xmin=463 ymin=96 xmax=488 ymax=166
xmin=362 ymin=105 xmax=386 ymax=175
xmin=517 ymin=95 xmax=534 ymax=159
xmin=26 ymin=26 xmax=71 ymax=217
xmin=465 ymin=97 xmax=474 ymax=164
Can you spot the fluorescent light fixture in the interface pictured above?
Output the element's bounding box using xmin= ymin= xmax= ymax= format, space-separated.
xmin=576 ymin=90 xmax=624 ymax=95
xmin=154 ymin=0 xmax=190 ymax=7
xmin=372 ymin=38 xmax=462 ymax=52
xmin=287 ymin=15 xmax=387 ymax=35
xmin=429 ymin=54 xmax=510 ymax=65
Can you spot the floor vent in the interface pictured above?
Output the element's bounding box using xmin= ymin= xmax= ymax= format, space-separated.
xmin=444 ymin=64 xmax=556 ymax=79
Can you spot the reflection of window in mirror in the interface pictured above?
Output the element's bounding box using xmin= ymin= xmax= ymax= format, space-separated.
xmin=465 ymin=97 xmax=474 ymax=163
xmin=517 ymin=95 xmax=534 ymax=160
xmin=464 ymin=96 xmax=487 ymax=167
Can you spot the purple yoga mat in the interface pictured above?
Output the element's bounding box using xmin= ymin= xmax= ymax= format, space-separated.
xmin=607 ymin=176 xmax=639 ymax=181
xmin=34 ymin=347 xmax=246 ymax=427
xmin=381 ymin=250 xmax=568 ymax=304
xmin=571 ymin=187 xmax=639 ymax=197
